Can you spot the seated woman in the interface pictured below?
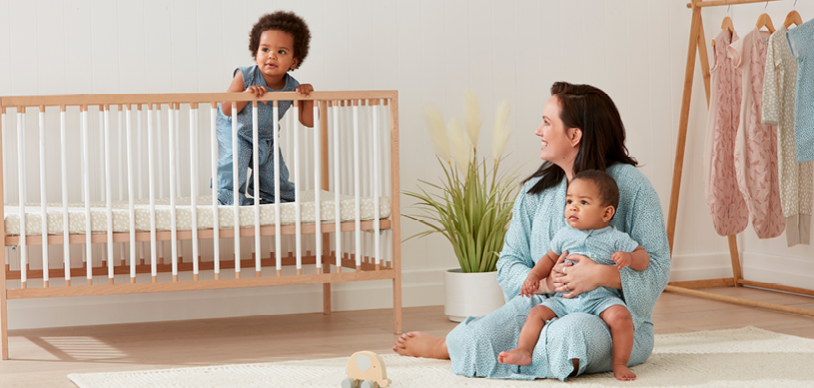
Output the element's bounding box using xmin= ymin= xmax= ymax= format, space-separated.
xmin=393 ymin=82 xmax=671 ymax=381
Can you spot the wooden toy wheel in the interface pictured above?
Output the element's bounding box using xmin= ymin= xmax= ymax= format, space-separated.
xmin=340 ymin=377 xmax=358 ymax=388
xmin=360 ymin=381 xmax=378 ymax=388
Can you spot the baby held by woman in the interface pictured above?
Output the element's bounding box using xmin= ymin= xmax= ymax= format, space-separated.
xmin=498 ymin=170 xmax=650 ymax=381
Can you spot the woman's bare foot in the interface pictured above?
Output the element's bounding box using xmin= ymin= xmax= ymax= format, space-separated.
xmin=392 ymin=332 xmax=449 ymax=359
xmin=613 ymin=364 xmax=636 ymax=381
xmin=497 ymin=348 xmax=532 ymax=366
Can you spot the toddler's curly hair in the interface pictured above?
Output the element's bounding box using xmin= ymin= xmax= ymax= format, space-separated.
xmin=249 ymin=11 xmax=311 ymax=70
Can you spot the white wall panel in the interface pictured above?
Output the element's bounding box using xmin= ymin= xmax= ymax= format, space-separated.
xmin=0 ymin=0 xmax=10 ymax=95
xmin=169 ymin=0 xmax=198 ymax=92
xmin=63 ymin=0 xmax=93 ymax=94
xmin=143 ymin=0 xmax=173 ymax=93
xmin=37 ymin=0 xmax=67 ymax=95
xmin=89 ymin=0 xmax=119 ymax=93
xmin=9 ymin=1 xmax=39 ymax=95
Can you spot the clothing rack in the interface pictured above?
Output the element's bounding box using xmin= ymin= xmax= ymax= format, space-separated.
xmin=665 ymin=0 xmax=814 ymax=317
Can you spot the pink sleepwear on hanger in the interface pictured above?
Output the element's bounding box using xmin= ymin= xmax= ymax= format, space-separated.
xmin=728 ymin=27 xmax=785 ymax=239
xmin=704 ymin=29 xmax=748 ymax=236
xmin=762 ymin=25 xmax=813 ymax=246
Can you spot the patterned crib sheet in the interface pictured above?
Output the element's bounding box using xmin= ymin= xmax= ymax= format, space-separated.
xmin=4 ymin=190 xmax=391 ymax=236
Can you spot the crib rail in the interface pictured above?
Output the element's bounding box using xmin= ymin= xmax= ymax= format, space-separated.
xmin=0 ymin=90 xmax=402 ymax=359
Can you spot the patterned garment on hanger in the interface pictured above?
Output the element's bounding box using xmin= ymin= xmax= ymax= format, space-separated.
xmin=762 ymin=24 xmax=813 ymax=246
xmin=728 ymin=27 xmax=785 ymax=239
xmin=786 ymin=19 xmax=814 ymax=164
xmin=704 ymin=29 xmax=748 ymax=236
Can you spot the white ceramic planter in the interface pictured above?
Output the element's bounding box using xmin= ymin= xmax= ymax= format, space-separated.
xmin=444 ymin=269 xmax=505 ymax=322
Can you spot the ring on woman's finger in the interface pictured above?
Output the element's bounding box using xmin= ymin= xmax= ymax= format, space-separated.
xmin=565 ymin=283 xmax=569 ymax=291
xmin=563 ymin=266 xmax=567 ymax=275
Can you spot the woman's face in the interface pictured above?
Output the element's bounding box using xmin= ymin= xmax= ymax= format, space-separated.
xmin=534 ymin=95 xmax=581 ymax=175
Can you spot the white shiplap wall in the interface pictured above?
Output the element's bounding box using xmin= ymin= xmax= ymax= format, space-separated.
xmin=0 ymin=0 xmax=812 ymax=329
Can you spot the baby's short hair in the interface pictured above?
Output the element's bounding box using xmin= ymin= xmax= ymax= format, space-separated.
xmin=573 ymin=170 xmax=619 ymax=211
xmin=249 ymin=11 xmax=311 ymax=69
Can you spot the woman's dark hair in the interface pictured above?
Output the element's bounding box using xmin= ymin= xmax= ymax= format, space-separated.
xmin=524 ymin=82 xmax=637 ymax=194
xmin=249 ymin=11 xmax=311 ymax=70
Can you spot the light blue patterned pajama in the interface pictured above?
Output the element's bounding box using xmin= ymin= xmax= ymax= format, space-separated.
xmin=445 ymin=164 xmax=671 ymax=381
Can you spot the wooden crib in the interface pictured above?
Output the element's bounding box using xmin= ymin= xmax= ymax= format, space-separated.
xmin=0 ymin=90 xmax=402 ymax=360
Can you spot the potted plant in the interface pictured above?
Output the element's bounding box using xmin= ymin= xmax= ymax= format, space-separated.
xmin=404 ymin=92 xmax=518 ymax=322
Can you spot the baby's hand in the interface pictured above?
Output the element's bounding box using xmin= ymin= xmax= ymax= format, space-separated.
xmin=612 ymin=251 xmax=631 ymax=270
xmin=521 ymin=274 xmax=541 ymax=297
xmin=244 ymin=85 xmax=267 ymax=99
xmin=296 ymin=83 xmax=314 ymax=96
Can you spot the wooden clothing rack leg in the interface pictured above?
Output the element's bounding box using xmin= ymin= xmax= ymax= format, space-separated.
xmin=665 ymin=0 xmax=814 ymax=317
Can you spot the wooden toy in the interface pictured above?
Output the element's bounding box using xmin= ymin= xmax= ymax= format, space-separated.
xmin=341 ymin=351 xmax=391 ymax=388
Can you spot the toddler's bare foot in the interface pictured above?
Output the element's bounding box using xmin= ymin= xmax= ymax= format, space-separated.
xmin=393 ymin=332 xmax=449 ymax=359
xmin=497 ymin=348 xmax=532 ymax=366
xmin=613 ymin=364 xmax=636 ymax=381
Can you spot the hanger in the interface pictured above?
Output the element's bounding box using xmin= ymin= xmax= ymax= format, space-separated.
xmin=713 ymin=3 xmax=735 ymax=47
xmin=756 ymin=13 xmax=776 ymax=33
xmin=784 ymin=11 xmax=802 ymax=28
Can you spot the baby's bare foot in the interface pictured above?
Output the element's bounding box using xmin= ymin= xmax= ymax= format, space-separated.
xmin=498 ymin=348 xmax=532 ymax=366
xmin=392 ymin=332 xmax=449 ymax=359
xmin=613 ymin=364 xmax=636 ymax=381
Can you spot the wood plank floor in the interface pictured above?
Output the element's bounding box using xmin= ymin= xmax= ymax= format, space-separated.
xmin=2 ymin=286 xmax=814 ymax=387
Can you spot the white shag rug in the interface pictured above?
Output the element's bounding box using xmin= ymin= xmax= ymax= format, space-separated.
xmin=69 ymin=326 xmax=814 ymax=388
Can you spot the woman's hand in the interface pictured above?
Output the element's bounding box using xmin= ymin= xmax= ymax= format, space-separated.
xmin=550 ymin=253 xmax=608 ymax=298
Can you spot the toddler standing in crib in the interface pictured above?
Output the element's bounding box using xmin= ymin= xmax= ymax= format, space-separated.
xmin=216 ymin=11 xmax=314 ymax=205
xmin=498 ymin=170 xmax=650 ymax=381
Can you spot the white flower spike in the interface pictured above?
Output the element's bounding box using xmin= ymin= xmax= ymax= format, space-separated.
xmin=448 ymin=117 xmax=471 ymax=175
xmin=463 ymin=91 xmax=482 ymax=154
xmin=423 ymin=104 xmax=450 ymax=162
xmin=492 ymin=100 xmax=511 ymax=162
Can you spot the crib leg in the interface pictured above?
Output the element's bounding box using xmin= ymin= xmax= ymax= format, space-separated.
xmin=1 ymin=266 xmax=8 ymax=360
xmin=323 ymin=284 xmax=331 ymax=315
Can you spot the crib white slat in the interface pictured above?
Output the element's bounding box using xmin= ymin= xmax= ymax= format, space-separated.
xmin=190 ymin=106 xmax=199 ymax=279
xmin=273 ymin=102 xmax=281 ymax=273
xmin=38 ymin=109 xmax=49 ymax=286
xmin=148 ymin=105 xmax=158 ymax=281
xmin=1 ymin=111 xmax=5 ymax=221
xmin=292 ymin=105 xmax=302 ymax=272
xmin=174 ymin=106 xmax=182 ymax=265
xmin=210 ymin=103 xmax=220 ymax=279
xmin=118 ymin=107 xmax=127 ymax=270
xmin=332 ymin=104 xmax=341 ymax=272
xmin=353 ymin=103 xmax=361 ymax=269
xmin=126 ymin=105 xmax=137 ymax=282
xmin=313 ymin=104 xmax=321 ymax=270
xmin=232 ymin=103 xmax=240 ymax=278
xmin=56 ymin=109 xmax=70 ymax=284
xmin=138 ymin=106 xmax=146 ymax=266
xmin=168 ymin=105 xmax=178 ymax=282
xmin=96 ymin=109 xmax=106 ymax=271
xmin=82 ymin=108 xmax=92 ymax=285
xmin=156 ymin=107 xmax=164 ymax=266
xmin=137 ymin=106 xmax=143 ymax=200
xmin=118 ymin=108 xmax=124 ymax=202
xmin=105 ymin=107 xmax=114 ymax=283
xmin=373 ymin=101 xmax=381 ymax=266
xmin=17 ymin=111 xmax=27 ymax=287
xmin=252 ymin=102 xmax=260 ymax=277
xmin=157 ymin=107 xmax=164 ymax=199
xmin=99 ymin=110 xmax=105 ymax=203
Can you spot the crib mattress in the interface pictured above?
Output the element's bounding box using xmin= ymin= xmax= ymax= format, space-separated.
xmin=4 ymin=190 xmax=391 ymax=236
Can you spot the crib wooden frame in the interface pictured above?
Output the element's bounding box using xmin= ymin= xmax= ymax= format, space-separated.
xmin=0 ymin=90 xmax=402 ymax=360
